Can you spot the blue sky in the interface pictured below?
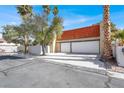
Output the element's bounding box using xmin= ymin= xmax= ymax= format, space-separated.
xmin=0 ymin=5 xmax=124 ymax=32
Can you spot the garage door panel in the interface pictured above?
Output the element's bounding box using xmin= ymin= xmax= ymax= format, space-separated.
xmin=72 ymin=41 xmax=99 ymax=54
xmin=61 ymin=42 xmax=70 ymax=53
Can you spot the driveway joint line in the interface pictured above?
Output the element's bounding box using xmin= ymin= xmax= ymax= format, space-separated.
xmin=0 ymin=60 xmax=38 ymax=72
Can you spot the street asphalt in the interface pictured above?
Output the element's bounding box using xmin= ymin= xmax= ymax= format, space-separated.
xmin=0 ymin=55 xmax=124 ymax=88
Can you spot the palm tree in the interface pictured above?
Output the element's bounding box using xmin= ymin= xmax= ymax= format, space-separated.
xmin=16 ymin=5 xmax=33 ymax=21
xmin=42 ymin=5 xmax=51 ymax=16
xmin=102 ymin=5 xmax=112 ymax=60
xmin=51 ymin=6 xmax=63 ymax=53
xmin=16 ymin=5 xmax=33 ymax=54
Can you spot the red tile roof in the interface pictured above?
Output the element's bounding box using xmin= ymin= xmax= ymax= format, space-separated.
xmin=59 ymin=24 xmax=100 ymax=41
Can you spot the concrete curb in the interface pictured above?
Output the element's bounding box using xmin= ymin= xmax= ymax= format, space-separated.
xmin=44 ymin=60 xmax=107 ymax=75
xmin=107 ymin=71 xmax=124 ymax=80
xmin=46 ymin=60 xmax=124 ymax=80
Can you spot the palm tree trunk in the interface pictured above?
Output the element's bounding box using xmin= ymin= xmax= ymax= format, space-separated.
xmin=102 ymin=5 xmax=112 ymax=60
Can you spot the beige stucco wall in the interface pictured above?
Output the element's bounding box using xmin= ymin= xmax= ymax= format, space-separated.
xmin=55 ymin=42 xmax=61 ymax=53
xmin=99 ymin=22 xmax=104 ymax=56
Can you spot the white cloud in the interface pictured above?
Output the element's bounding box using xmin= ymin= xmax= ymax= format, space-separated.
xmin=59 ymin=7 xmax=102 ymax=28
xmin=0 ymin=12 xmax=20 ymax=21
xmin=111 ymin=11 xmax=124 ymax=19
xmin=110 ymin=11 xmax=124 ymax=29
xmin=64 ymin=16 xmax=88 ymax=26
xmin=63 ymin=13 xmax=102 ymax=27
xmin=8 ymin=22 xmax=17 ymax=25
xmin=0 ymin=12 xmax=21 ymax=32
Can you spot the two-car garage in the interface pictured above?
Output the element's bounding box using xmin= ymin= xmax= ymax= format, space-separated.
xmin=56 ymin=24 xmax=100 ymax=54
xmin=60 ymin=40 xmax=100 ymax=54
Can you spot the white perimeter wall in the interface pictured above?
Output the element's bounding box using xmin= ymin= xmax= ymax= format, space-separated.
xmin=0 ymin=43 xmax=18 ymax=53
xmin=29 ymin=45 xmax=42 ymax=55
xmin=116 ymin=46 xmax=124 ymax=67
xmin=29 ymin=45 xmax=50 ymax=55
xmin=0 ymin=33 xmax=2 ymax=38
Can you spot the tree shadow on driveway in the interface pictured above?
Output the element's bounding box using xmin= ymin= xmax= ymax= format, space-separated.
xmin=0 ymin=55 xmax=25 ymax=61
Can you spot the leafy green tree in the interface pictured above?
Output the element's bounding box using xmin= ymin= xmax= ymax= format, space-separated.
xmin=16 ymin=5 xmax=33 ymax=54
xmin=2 ymin=25 xmax=19 ymax=44
xmin=115 ymin=30 xmax=124 ymax=46
xmin=117 ymin=30 xmax=124 ymax=39
xmin=14 ymin=19 xmax=34 ymax=51
xmin=110 ymin=22 xmax=124 ymax=45
xmin=110 ymin=22 xmax=118 ymax=41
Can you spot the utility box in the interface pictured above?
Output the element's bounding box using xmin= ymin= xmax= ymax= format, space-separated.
xmin=116 ymin=46 xmax=124 ymax=67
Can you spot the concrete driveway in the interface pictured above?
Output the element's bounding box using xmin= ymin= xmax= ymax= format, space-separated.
xmin=39 ymin=53 xmax=106 ymax=74
xmin=0 ymin=54 xmax=124 ymax=88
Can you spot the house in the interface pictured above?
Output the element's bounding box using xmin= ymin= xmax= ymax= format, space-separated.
xmin=55 ymin=23 xmax=104 ymax=54
xmin=27 ymin=23 xmax=105 ymax=55
xmin=0 ymin=38 xmax=6 ymax=53
xmin=0 ymin=33 xmax=18 ymax=54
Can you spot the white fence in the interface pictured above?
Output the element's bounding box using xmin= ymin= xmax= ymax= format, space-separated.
xmin=112 ymin=40 xmax=124 ymax=67
xmin=0 ymin=43 xmax=18 ymax=53
xmin=29 ymin=45 xmax=50 ymax=55
xmin=116 ymin=46 xmax=124 ymax=67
